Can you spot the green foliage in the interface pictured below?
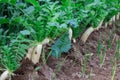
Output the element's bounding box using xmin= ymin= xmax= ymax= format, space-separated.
xmin=97 ymin=40 xmax=102 ymax=55
xmin=0 ymin=30 xmax=30 ymax=72
xmin=51 ymin=33 xmax=71 ymax=58
xmin=0 ymin=0 xmax=119 ymax=72
xmin=0 ymin=0 xmax=16 ymax=4
xmin=0 ymin=17 xmax=9 ymax=24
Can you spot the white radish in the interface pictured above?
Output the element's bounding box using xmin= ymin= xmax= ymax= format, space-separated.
xmin=0 ymin=70 xmax=10 ymax=80
xmin=112 ymin=15 xmax=116 ymax=22
xmin=118 ymin=12 xmax=120 ymax=19
xmin=41 ymin=38 xmax=50 ymax=44
xmin=95 ymin=20 xmax=104 ymax=30
xmin=26 ymin=38 xmax=50 ymax=64
xmin=31 ymin=44 xmax=42 ymax=64
xmin=105 ymin=22 xmax=108 ymax=28
xmin=108 ymin=18 xmax=113 ymax=25
xmin=26 ymin=47 xmax=34 ymax=60
xmin=81 ymin=27 xmax=94 ymax=43
xmin=69 ymin=28 xmax=73 ymax=40
xmin=116 ymin=13 xmax=119 ymax=20
xmin=73 ymin=38 xmax=76 ymax=43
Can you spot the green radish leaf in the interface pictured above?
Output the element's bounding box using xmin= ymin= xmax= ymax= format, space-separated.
xmin=23 ymin=6 xmax=35 ymax=14
xmin=51 ymin=32 xmax=71 ymax=58
xmin=60 ymin=23 xmax=67 ymax=28
xmin=0 ymin=17 xmax=9 ymax=24
xmin=20 ymin=30 xmax=30 ymax=35
xmin=0 ymin=0 xmax=9 ymax=3
xmin=0 ymin=0 xmax=16 ymax=4
xmin=13 ymin=17 xmax=24 ymax=23
xmin=67 ymin=19 xmax=78 ymax=28
xmin=10 ymin=0 xmax=16 ymax=5
xmin=26 ymin=0 xmax=39 ymax=7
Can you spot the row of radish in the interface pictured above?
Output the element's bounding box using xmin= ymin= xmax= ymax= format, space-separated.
xmin=0 ymin=11 xmax=120 ymax=80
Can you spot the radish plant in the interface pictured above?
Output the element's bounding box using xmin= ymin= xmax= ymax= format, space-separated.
xmin=0 ymin=1 xmax=120 ymax=79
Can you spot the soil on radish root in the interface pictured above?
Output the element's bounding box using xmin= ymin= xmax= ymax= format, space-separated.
xmin=11 ymin=20 xmax=120 ymax=80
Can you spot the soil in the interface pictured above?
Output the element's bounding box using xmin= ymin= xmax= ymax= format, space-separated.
xmin=11 ymin=20 xmax=120 ymax=80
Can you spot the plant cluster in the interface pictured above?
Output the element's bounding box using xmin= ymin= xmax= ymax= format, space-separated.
xmin=0 ymin=0 xmax=119 ymax=72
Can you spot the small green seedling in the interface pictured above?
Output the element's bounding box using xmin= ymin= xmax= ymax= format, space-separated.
xmin=99 ymin=50 xmax=106 ymax=68
xmin=97 ymin=39 xmax=102 ymax=55
xmin=82 ymin=55 xmax=87 ymax=77
xmin=111 ymin=58 xmax=117 ymax=80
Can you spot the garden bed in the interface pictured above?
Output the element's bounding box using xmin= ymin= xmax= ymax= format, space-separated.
xmin=0 ymin=0 xmax=120 ymax=80
xmin=11 ymin=20 xmax=120 ymax=80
